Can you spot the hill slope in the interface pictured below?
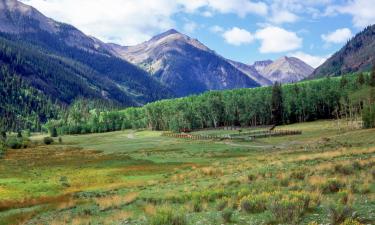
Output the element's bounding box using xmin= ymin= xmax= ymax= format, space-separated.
xmin=0 ymin=0 xmax=172 ymax=106
xmin=312 ymin=24 xmax=375 ymax=77
xmin=111 ymin=29 xmax=261 ymax=96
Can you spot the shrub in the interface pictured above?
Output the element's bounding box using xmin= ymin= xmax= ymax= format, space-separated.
xmin=268 ymin=191 xmax=311 ymax=224
xmin=321 ymin=179 xmax=345 ymax=194
xmin=362 ymin=104 xmax=375 ymax=128
xmin=269 ymin=197 xmax=305 ymax=224
xmin=334 ymin=164 xmax=353 ymax=175
xmin=329 ymin=204 xmax=357 ymax=225
xmin=58 ymin=137 xmax=63 ymax=144
xmin=149 ymin=207 xmax=187 ymax=225
xmin=0 ymin=141 xmax=6 ymax=157
xmin=49 ymin=127 xmax=58 ymax=137
xmin=6 ymin=137 xmax=22 ymax=149
xmin=43 ymin=137 xmax=54 ymax=145
xmin=240 ymin=194 xmax=268 ymax=213
xmin=340 ymin=218 xmax=364 ymax=225
xmin=290 ymin=170 xmax=306 ymax=180
xmin=192 ymin=199 xmax=202 ymax=212
xmin=221 ymin=208 xmax=233 ymax=223
xmin=216 ymin=198 xmax=228 ymax=211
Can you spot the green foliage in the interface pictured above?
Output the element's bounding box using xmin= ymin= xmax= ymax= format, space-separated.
xmin=271 ymin=82 xmax=284 ymax=125
xmin=0 ymin=65 xmax=59 ymax=132
xmin=6 ymin=137 xmax=23 ymax=149
xmin=362 ymin=103 xmax=375 ymax=128
xmin=43 ymin=137 xmax=54 ymax=145
xmin=149 ymin=207 xmax=187 ymax=225
xmin=370 ymin=64 xmax=375 ymax=87
xmin=221 ymin=208 xmax=233 ymax=223
xmin=54 ymin=75 xmax=366 ymax=134
xmin=329 ymin=204 xmax=357 ymax=225
xmin=49 ymin=127 xmax=58 ymax=137
xmin=240 ymin=194 xmax=268 ymax=213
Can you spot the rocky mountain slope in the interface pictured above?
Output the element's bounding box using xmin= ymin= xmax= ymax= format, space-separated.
xmin=0 ymin=0 xmax=172 ymax=106
xmin=111 ymin=29 xmax=261 ymax=96
xmin=312 ymin=24 xmax=375 ymax=77
xmin=257 ymin=57 xmax=314 ymax=84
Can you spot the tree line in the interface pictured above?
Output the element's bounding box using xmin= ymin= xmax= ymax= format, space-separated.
xmin=48 ymin=71 xmax=375 ymax=135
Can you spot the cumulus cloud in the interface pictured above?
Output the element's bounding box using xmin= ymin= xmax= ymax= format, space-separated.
xmin=20 ymin=0 xmax=270 ymax=45
xmin=325 ymin=0 xmax=375 ymax=28
xmin=290 ymin=51 xmax=330 ymax=68
xmin=321 ymin=28 xmax=353 ymax=44
xmin=223 ymin=27 xmax=254 ymax=46
xmin=255 ymin=26 xmax=302 ymax=53
xmin=183 ymin=21 xmax=198 ymax=34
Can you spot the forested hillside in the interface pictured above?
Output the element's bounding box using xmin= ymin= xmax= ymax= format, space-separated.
xmin=0 ymin=65 xmax=58 ymax=131
xmin=312 ymin=24 xmax=375 ymax=77
xmin=51 ymin=71 xmax=375 ymax=134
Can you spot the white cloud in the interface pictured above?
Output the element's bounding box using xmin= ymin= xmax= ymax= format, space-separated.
xmin=255 ymin=26 xmax=302 ymax=53
xmin=210 ymin=25 xmax=224 ymax=34
xmin=222 ymin=27 xmax=254 ymax=46
xmin=290 ymin=51 xmax=330 ymax=68
xmin=20 ymin=0 xmax=269 ymax=45
xmin=325 ymin=0 xmax=375 ymax=28
xmin=321 ymin=28 xmax=353 ymax=44
xmin=269 ymin=9 xmax=298 ymax=24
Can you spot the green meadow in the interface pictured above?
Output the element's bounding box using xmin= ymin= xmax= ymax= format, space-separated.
xmin=0 ymin=120 xmax=374 ymax=225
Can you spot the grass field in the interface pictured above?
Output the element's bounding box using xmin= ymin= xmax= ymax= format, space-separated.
xmin=0 ymin=120 xmax=374 ymax=225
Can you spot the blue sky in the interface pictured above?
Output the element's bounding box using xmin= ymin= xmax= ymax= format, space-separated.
xmin=21 ymin=0 xmax=375 ymax=67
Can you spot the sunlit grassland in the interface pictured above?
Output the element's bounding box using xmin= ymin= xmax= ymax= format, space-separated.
xmin=0 ymin=120 xmax=374 ymax=225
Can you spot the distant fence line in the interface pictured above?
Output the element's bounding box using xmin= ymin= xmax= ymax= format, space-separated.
xmin=162 ymin=130 xmax=302 ymax=141
xmin=190 ymin=125 xmax=274 ymax=132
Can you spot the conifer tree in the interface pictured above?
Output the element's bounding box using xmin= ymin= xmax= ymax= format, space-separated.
xmin=271 ymin=82 xmax=284 ymax=125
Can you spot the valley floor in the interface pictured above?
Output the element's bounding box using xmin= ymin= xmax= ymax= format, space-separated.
xmin=0 ymin=120 xmax=374 ymax=224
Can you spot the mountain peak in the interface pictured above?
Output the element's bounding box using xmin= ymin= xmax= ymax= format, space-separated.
xmin=260 ymin=56 xmax=314 ymax=84
xmin=150 ymin=29 xmax=182 ymax=41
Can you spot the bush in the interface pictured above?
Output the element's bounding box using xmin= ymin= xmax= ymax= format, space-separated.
xmin=222 ymin=208 xmax=233 ymax=223
xmin=6 ymin=137 xmax=22 ymax=149
xmin=149 ymin=207 xmax=187 ymax=225
xmin=334 ymin=164 xmax=354 ymax=175
xmin=0 ymin=141 xmax=6 ymax=157
xmin=362 ymin=104 xmax=375 ymax=128
xmin=290 ymin=170 xmax=306 ymax=180
xmin=240 ymin=194 xmax=268 ymax=213
xmin=49 ymin=127 xmax=58 ymax=137
xmin=269 ymin=198 xmax=305 ymax=224
xmin=268 ymin=191 xmax=311 ymax=224
xmin=329 ymin=204 xmax=357 ymax=225
xmin=43 ymin=137 xmax=54 ymax=145
xmin=216 ymin=198 xmax=228 ymax=211
xmin=58 ymin=137 xmax=63 ymax=144
xmin=192 ymin=199 xmax=202 ymax=212
xmin=321 ymin=179 xmax=345 ymax=194
xmin=340 ymin=218 xmax=364 ymax=225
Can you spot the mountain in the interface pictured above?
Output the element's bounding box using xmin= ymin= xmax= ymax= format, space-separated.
xmin=0 ymin=0 xmax=172 ymax=106
xmin=227 ymin=60 xmax=272 ymax=86
xmin=312 ymin=24 xmax=375 ymax=77
xmin=252 ymin=60 xmax=273 ymax=73
xmin=110 ymin=29 xmax=261 ymax=97
xmin=257 ymin=56 xmax=314 ymax=84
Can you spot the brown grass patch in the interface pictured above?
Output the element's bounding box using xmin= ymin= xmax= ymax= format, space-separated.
xmin=95 ymin=192 xmax=139 ymax=211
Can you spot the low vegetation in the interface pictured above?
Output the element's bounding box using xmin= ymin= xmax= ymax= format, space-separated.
xmin=0 ymin=120 xmax=373 ymax=224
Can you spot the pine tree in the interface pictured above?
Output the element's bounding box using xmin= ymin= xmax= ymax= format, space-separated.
xmin=370 ymin=64 xmax=375 ymax=87
xmin=357 ymin=73 xmax=365 ymax=86
xmin=50 ymin=127 xmax=58 ymax=137
xmin=271 ymin=82 xmax=284 ymax=125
